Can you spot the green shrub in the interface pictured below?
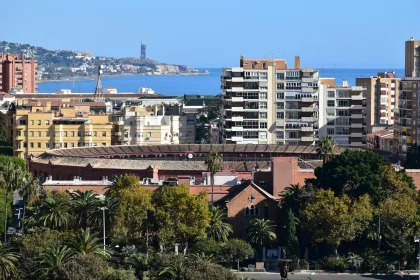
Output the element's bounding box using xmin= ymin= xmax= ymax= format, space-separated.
xmin=300 ymin=260 xmax=309 ymax=270
xmin=254 ymin=268 xmax=266 ymax=272
xmin=184 ymin=260 xmax=239 ymax=280
xmin=360 ymin=250 xmax=388 ymax=273
xmin=105 ymin=268 xmax=137 ymax=280
xmin=57 ymin=254 xmax=109 ymax=280
xmin=321 ymin=257 xmax=347 ymax=272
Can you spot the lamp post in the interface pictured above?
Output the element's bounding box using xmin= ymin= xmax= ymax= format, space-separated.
xmin=100 ymin=207 xmax=108 ymax=252
xmin=415 ymin=236 xmax=420 ymax=280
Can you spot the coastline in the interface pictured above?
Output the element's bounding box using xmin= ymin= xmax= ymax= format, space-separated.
xmin=37 ymin=72 xmax=210 ymax=84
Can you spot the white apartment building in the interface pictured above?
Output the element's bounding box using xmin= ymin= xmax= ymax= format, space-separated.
xmin=319 ymin=79 xmax=366 ymax=147
xmin=221 ymin=56 xmax=320 ymax=145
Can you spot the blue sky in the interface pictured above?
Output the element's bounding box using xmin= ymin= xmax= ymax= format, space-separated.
xmin=2 ymin=0 xmax=419 ymax=68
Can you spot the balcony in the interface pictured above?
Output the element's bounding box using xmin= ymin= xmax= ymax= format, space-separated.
xmin=232 ymin=116 xmax=243 ymax=122
xmin=231 ymin=126 xmax=243 ymax=131
xmin=351 ymin=105 xmax=363 ymax=110
xmin=351 ymin=132 xmax=363 ymax=137
xmin=301 ymin=117 xmax=314 ymax=122
xmin=232 ymin=97 xmax=244 ymax=102
xmin=232 ymin=77 xmax=243 ymax=82
xmin=231 ymin=67 xmax=243 ymax=72
xmin=351 ymin=114 xmax=363 ymax=119
xmin=231 ymin=87 xmax=244 ymax=92
xmin=301 ymin=126 xmax=314 ymax=132
xmin=302 ymin=77 xmax=316 ymax=83
xmin=231 ymin=136 xmax=243 ymax=141
xmin=302 ymin=87 xmax=313 ymax=92
xmin=351 ymin=123 xmax=363 ymax=128
xmin=351 ymin=95 xmax=364 ymax=100
xmin=301 ymin=107 xmax=317 ymax=112
xmin=301 ymin=97 xmax=314 ymax=102
xmin=232 ymin=107 xmax=244 ymax=112
xmin=351 ymin=142 xmax=363 ymax=147
xmin=301 ymin=136 xmax=314 ymax=141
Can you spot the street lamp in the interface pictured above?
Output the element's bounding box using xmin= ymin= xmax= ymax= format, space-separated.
xmin=415 ymin=236 xmax=420 ymax=280
xmin=100 ymin=207 xmax=108 ymax=252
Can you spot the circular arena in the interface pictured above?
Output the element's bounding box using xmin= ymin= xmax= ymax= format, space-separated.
xmin=29 ymin=144 xmax=338 ymax=181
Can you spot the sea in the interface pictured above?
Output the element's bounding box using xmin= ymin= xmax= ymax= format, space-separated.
xmin=37 ymin=68 xmax=405 ymax=96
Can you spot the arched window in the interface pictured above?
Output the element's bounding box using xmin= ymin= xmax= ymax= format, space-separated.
xmin=245 ymin=205 xmax=259 ymax=217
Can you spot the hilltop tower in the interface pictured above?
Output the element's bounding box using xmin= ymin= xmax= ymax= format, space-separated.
xmin=141 ymin=42 xmax=146 ymax=60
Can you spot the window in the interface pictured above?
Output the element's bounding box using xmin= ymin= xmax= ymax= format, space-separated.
xmin=147 ymin=132 xmax=151 ymax=138
xmin=24 ymin=131 xmax=27 ymax=136
xmin=259 ymin=92 xmax=267 ymax=99
xmin=102 ymin=143 xmax=106 ymax=146
xmin=337 ymin=100 xmax=349 ymax=107
xmin=277 ymin=112 xmax=284 ymax=119
xmin=276 ymin=131 xmax=284 ymax=139
xmin=259 ymin=112 xmax=267 ymax=119
xmin=102 ymin=131 xmax=106 ymax=137
xmin=277 ymin=102 xmax=284 ymax=109
xmin=71 ymin=143 xmax=75 ymax=147
xmin=94 ymin=131 xmax=97 ymax=137
xmin=30 ymin=142 xmax=34 ymax=148
xmin=38 ymin=143 xmax=41 ymax=148
xmin=30 ymin=131 xmax=34 ymax=137
xmin=30 ymin=120 xmax=34 ymax=125
xmin=71 ymin=131 xmax=75 ymax=137
xmin=259 ymin=132 xmax=267 ymax=139
xmin=46 ymin=131 xmax=50 ymax=137
xmin=327 ymin=118 xmax=335 ymax=125
xmin=245 ymin=205 xmax=259 ymax=216
xmin=37 ymin=120 xmax=41 ymax=125
xmin=276 ymin=73 xmax=284 ymax=80
xmin=64 ymin=131 xmax=67 ymax=137
xmin=260 ymin=122 xmax=267 ymax=129
xmin=289 ymin=132 xmax=298 ymax=139
xmin=276 ymin=92 xmax=284 ymax=99
xmin=45 ymin=120 xmax=50 ymax=125
xmin=259 ymin=102 xmax=267 ymax=109
xmin=78 ymin=131 xmax=81 ymax=137
xmin=328 ymin=91 xmax=335 ymax=97
xmin=46 ymin=143 xmax=50 ymax=148
xmin=326 ymin=108 xmax=335 ymax=116
xmin=277 ymin=83 xmax=284 ymax=90
xmin=327 ymin=100 xmax=335 ymax=107
xmin=64 ymin=143 xmax=67 ymax=148
xmin=262 ymin=62 xmax=266 ymax=69
xmin=327 ymin=128 xmax=335 ymax=135
xmin=37 ymin=131 xmax=41 ymax=136
xmin=18 ymin=119 xmax=27 ymax=125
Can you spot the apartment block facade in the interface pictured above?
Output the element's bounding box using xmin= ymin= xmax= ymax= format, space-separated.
xmin=356 ymin=72 xmax=399 ymax=133
xmin=0 ymin=54 xmax=37 ymax=93
xmin=319 ymin=79 xmax=366 ymax=147
xmin=111 ymin=102 xmax=196 ymax=145
xmin=221 ymin=56 xmax=319 ymax=145
xmin=405 ymin=37 xmax=420 ymax=78
xmin=6 ymin=102 xmax=112 ymax=159
xmin=394 ymin=78 xmax=420 ymax=153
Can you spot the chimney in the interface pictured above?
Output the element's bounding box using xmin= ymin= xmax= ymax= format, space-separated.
xmin=294 ymin=56 xmax=300 ymax=69
xmin=392 ymin=70 xmax=396 ymax=76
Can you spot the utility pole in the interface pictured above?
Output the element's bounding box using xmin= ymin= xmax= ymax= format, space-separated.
xmin=100 ymin=207 xmax=108 ymax=252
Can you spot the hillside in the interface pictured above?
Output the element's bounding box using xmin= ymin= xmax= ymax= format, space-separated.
xmin=0 ymin=41 xmax=207 ymax=81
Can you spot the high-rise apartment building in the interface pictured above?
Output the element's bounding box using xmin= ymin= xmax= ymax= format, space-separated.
xmin=405 ymin=37 xmax=420 ymax=77
xmin=141 ymin=42 xmax=146 ymax=60
xmin=356 ymin=71 xmax=399 ymax=133
xmin=221 ymin=56 xmax=319 ymax=145
xmin=7 ymin=101 xmax=112 ymax=159
xmin=394 ymin=77 xmax=420 ymax=153
xmin=318 ymin=79 xmax=366 ymax=147
xmin=0 ymin=54 xmax=37 ymax=93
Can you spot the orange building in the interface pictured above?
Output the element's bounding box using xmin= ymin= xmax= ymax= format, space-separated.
xmin=0 ymin=54 xmax=37 ymax=93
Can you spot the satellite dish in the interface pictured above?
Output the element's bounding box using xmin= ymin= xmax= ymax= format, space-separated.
xmin=188 ymin=154 xmax=193 ymax=159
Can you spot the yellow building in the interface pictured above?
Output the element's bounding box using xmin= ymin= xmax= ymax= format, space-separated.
xmin=7 ymin=101 xmax=112 ymax=159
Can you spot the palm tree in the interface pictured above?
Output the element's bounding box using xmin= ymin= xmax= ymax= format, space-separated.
xmin=0 ymin=242 xmax=19 ymax=279
xmin=0 ymin=159 xmax=24 ymax=241
xmin=279 ymin=183 xmax=303 ymax=214
xmin=205 ymin=151 xmax=223 ymax=205
xmin=70 ymin=229 xmax=109 ymax=257
xmin=318 ymin=136 xmax=336 ymax=180
xmin=207 ymin=206 xmax=233 ymax=241
xmin=88 ymin=196 xmax=118 ymax=230
xmin=69 ymin=190 xmax=99 ymax=230
xmin=38 ymin=197 xmax=72 ymax=230
xmin=246 ymin=219 xmax=277 ymax=260
xmin=35 ymin=246 xmax=74 ymax=279
xmin=159 ymin=259 xmax=185 ymax=280
xmin=125 ymin=253 xmax=148 ymax=279
xmin=19 ymin=172 xmax=40 ymax=232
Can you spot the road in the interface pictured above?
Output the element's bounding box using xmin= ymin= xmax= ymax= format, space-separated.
xmin=236 ymin=272 xmax=418 ymax=280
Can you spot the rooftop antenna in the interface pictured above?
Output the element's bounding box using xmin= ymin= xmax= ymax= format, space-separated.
xmin=94 ymin=65 xmax=104 ymax=102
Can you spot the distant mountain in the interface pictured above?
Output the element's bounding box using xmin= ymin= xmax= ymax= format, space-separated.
xmin=0 ymin=41 xmax=206 ymax=81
